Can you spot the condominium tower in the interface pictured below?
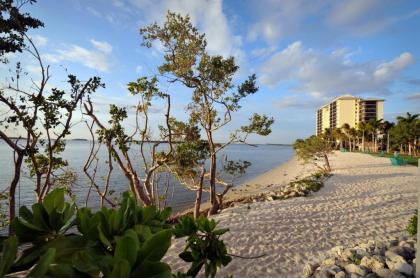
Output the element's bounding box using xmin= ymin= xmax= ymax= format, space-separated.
xmin=316 ymin=95 xmax=384 ymax=135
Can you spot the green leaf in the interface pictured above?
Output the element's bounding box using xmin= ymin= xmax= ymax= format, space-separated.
xmin=72 ymin=250 xmax=101 ymax=274
xmin=133 ymin=261 xmax=171 ymax=278
xmin=47 ymin=263 xmax=80 ymax=278
xmin=27 ymin=248 xmax=56 ymax=278
xmin=98 ymin=224 xmax=113 ymax=250
xmin=114 ymin=235 xmax=138 ymax=267
xmin=134 ymin=224 xmax=153 ymax=242
xmin=137 ymin=230 xmax=172 ymax=265
xmin=0 ymin=236 xmax=18 ymax=277
xmin=43 ymin=188 xmax=65 ymax=215
xmin=111 ymin=259 xmax=131 ymax=278
xmin=31 ymin=203 xmax=49 ymax=230
xmin=179 ymin=251 xmax=193 ymax=262
xmin=159 ymin=207 xmax=172 ymax=221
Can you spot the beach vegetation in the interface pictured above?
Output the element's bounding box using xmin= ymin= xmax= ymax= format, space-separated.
xmin=293 ymin=136 xmax=333 ymax=172
xmin=406 ymin=210 xmax=417 ymax=236
xmin=0 ymin=188 xmax=232 ymax=277
xmin=140 ymin=12 xmax=274 ymax=215
xmin=289 ymin=171 xmax=330 ymax=193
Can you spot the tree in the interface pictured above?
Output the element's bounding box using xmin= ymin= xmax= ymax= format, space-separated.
xmin=357 ymin=121 xmax=367 ymax=152
xmin=0 ymin=1 xmax=102 ymax=231
xmin=0 ymin=0 xmax=43 ymax=62
xmin=381 ymin=120 xmax=394 ymax=153
xmin=390 ymin=113 xmax=419 ymax=156
xmin=84 ymin=77 xmax=175 ymax=207
xmin=293 ymin=135 xmax=333 ymax=173
xmin=366 ymin=119 xmax=383 ymax=152
xmin=140 ymin=12 xmax=274 ymax=215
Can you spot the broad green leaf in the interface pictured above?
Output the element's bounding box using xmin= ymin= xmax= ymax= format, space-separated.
xmin=132 ymin=261 xmax=171 ymax=278
xmin=137 ymin=230 xmax=172 ymax=265
xmin=110 ymin=259 xmax=131 ymax=278
xmin=32 ymin=204 xmax=49 ymax=231
xmin=114 ymin=235 xmax=138 ymax=267
xmin=159 ymin=207 xmax=172 ymax=221
xmin=72 ymin=250 xmax=101 ymax=273
xmin=134 ymin=225 xmax=152 ymax=242
xmin=43 ymin=188 xmax=65 ymax=215
xmin=98 ymin=224 xmax=112 ymax=250
xmin=27 ymin=248 xmax=56 ymax=278
xmin=0 ymin=236 xmax=18 ymax=277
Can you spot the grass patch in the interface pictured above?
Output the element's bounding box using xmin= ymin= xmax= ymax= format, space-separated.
xmin=289 ymin=171 xmax=331 ymax=193
xmin=406 ymin=210 xmax=417 ymax=236
xmin=366 ymin=152 xmax=419 ymax=166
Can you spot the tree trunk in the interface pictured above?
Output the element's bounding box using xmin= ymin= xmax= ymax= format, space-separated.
xmin=386 ymin=133 xmax=390 ymax=153
xmin=362 ymin=134 xmax=365 ymax=152
xmin=323 ymin=154 xmax=331 ymax=172
xmin=206 ymin=129 xmax=219 ymax=215
xmin=9 ymin=152 xmax=24 ymax=235
xmin=194 ymin=169 xmax=205 ymax=219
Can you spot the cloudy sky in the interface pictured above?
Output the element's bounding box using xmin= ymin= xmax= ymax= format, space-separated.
xmin=1 ymin=0 xmax=420 ymax=143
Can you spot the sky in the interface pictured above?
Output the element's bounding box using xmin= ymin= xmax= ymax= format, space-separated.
xmin=1 ymin=0 xmax=420 ymax=144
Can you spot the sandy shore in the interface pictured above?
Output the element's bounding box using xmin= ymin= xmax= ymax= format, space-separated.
xmin=165 ymin=152 xmax=418 ymax=277
xmin=226 ymin=155 xmax=317 ymax=201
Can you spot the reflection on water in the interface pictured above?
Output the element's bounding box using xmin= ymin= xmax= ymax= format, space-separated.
xmin=0 ymin=141 xmax=293 ymax=212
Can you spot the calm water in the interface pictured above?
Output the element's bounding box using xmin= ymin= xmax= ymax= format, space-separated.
xmin=0 ymin=141 xmax=293 ymax=212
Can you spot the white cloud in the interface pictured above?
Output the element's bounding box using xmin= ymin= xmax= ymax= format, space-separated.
xmin=44 ymin=40 xmax=113 ymax=72
xmin=328 ymin=0 xmax=378 ymax=26
xmin=374 ymin=52 xmax=415 ymax=81
xmin=405 ymin=93 xmax=420 ymax=101
xmin=260 ymin=41 xmax=415 ymax=97
xmin=247 ymin=0 xmax=420 ymax=45
xmin=30 ymin=35 xmax=48 ymax=47
xmin=86 ymin=6 xmax=102 ymax=18
xmin=90 ymin=39 xmax=113 ymax=54
xmin=135 ymin=65 xmax=143 ymax=74
xmin=247 ymin=0 xmax=325 ymax=44
xmin=130 ymin=0 xmax=242 ymax=58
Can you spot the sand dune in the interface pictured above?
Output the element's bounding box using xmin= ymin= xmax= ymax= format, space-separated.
xmin=165 ymin=152 xmax=418 ymax=277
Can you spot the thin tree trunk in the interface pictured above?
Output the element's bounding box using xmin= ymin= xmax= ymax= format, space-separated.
xmin=323 ymin=154 xmax=331 ymax=172
xmin=194 ymin=169 xmax=205 ymax=219
xmin=206 ymin=128 xmax=219 ymax=215
xmin=9 ymin=152 xmax=24 ymax=235
xmin=386 ymin=133 xmax=390 ymax=153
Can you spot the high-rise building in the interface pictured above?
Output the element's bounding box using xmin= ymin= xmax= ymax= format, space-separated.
xmin=316 ymin=95 xmax=384 ymax=135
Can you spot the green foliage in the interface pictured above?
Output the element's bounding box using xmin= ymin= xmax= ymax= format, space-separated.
xmin=289 ymin=171 xmax=329 ymax=193
xmin=1 ymin=189 xmax=232 ymax=277
xmin=0 ymin=191 xmax=8 ymax=228
xmin=174 ymin=216 xmax=231 ymax=278
xmin=0 ymin=0 xmax=44 ymax=61
xmin=0 ymin=236 xmax=18 ymax=277
xmin=294 ymin=136 xmax=333 ymax=172
xmin=406 ymin=210 xmax=417 ymax=236
xmin=11 ymin=188 xmax=76 ymax=243
xmin=350 ymin=254 xmax=361 ymax=265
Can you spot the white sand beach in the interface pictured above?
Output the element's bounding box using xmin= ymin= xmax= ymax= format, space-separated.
xmin=165 ymin=151 xmax=418 ymax=277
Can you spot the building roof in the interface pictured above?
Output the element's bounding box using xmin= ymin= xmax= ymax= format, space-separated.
xmin=318 ymin=94 xmax=385 ymax=109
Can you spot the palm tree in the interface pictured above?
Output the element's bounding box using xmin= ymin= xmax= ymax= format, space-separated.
xmin=367 ymin=119 xmax=383 ymax=152
xmin=395 ymin=113 xmax=419 ymax=156
xmin=357 ymin=122 xmax=367 ymax=152
xmin=381 ymin=121 xmax=395 ymax=153
xmin=333 ymin=128 xmax=345 ymax=149
xmin=349 ymin=127 xmax=358 ymax=152
xmin=341 ymin=123 xmax=351 ymax=150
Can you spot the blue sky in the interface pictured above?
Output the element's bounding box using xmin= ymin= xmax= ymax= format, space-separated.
xmin=1 ymin=0 xmax=420 ymax=143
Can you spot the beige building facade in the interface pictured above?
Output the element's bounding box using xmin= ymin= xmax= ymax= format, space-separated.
xmin=316 ymin=95 xmax=384 ymax=135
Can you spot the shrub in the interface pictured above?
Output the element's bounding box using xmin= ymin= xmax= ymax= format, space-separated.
xmin=407 ymin=210 xmax=417 ymax=236
xmin=0 ymin=189 xmax=231 ymax=277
